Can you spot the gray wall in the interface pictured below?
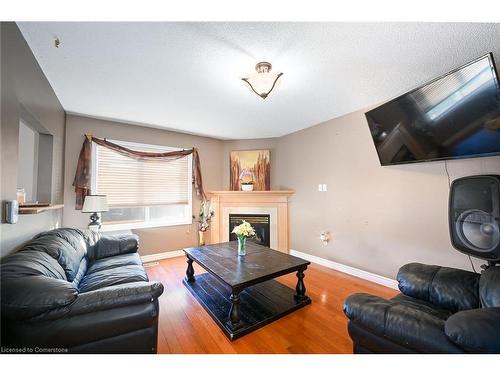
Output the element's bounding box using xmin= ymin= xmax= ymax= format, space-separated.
xmin=64 ymin=112 xmax=500 ymax=278
xmin=63 ymin=114 xmax=225 ymax=256
xmin=275 ymin=110 xmax=500 ymax=279
xmin=0 ymin=22 xmax=65 ymax=256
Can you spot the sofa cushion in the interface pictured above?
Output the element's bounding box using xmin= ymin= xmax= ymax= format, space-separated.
xmin=78 ymin=264 xmax=148 ymax=293
xmin=72 ymin=257 xmax=88 ymax=287
xmin=479 ymin=266 xmax=500 ymax=308
xmin=86 ymin=252 xmax=143 ymax=275
xmin=390 ymin=294 xmax=453 ymax=318
xmin=0 ymin=249 xmax=67 ymax=280
xmin=445 ymin=307 xmax=500 ymax=353
xmin=93 ymin=234 xmax=139 ymax=260
xmin=29 ymin=228 xmax=88 ymax=281
xmin=36 ymin=228 xmax=87 ymax=256
xmin=0 ymin=240 xmax=81 ymax=320
xmin=343 ymin=293 xmax=462 ymax=353
xmin=82 ymin=229 xmax=101 ymax=261
xmin=397 ymin=263 xmax=480 ymax=312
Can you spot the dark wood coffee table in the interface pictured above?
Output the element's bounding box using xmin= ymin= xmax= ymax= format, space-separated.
xmin=182 ymin=241 xmax=311 ymax=340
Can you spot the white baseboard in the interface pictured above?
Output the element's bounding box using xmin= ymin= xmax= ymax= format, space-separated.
xmin=290 ymin=249 xmax=399 ymax=290
xmin=141 ymin=250 xmax=184 ymax=263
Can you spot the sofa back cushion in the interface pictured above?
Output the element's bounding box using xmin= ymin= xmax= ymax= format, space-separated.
xmin=33 ymin=228 xmax=87 ymax=281
xmin=479 ymin=266 xmax=500 ymax=308
xmin=1 ymin=249 xmax=67 ymax=279
xmin=397 ymin=263 xmax=480 ymax=313
xmin=83 ymin=229 xmax=100 ymax=262
xmin=0 ymin=228 xmax=90 ymax=320
xmin=1 ymin=250 xmax=78 ymax=320
xmin=94 ymin=233 xmax=139 ymax=260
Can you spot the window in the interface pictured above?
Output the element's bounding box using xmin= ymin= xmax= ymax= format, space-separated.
xmin=91 ymin=139 xmax=192 ymax=230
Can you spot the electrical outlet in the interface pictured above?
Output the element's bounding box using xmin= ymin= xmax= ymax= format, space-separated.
xmin=318 ymin=184 xmax=323 ymax=192
xmin=322 ymin=184 xmax=327 ymax=191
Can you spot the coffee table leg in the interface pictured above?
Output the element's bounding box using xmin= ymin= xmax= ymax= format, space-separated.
xmin=294 ymin=266 xmax=308 ymax=301
xmin=228 ymin=290 xmax=242 ymax=330
xmin=185 ymin=256 xmax=195 ymax=283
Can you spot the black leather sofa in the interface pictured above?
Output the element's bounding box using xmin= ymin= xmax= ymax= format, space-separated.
xmin=343 ymin=263 xmax=500 ymax=353
xmin=1 ymin=228 xmax=164 ymax=353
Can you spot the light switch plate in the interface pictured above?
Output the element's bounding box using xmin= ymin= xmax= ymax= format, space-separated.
xmin=318 ymin=184 xmax=323 ymax=192
xmin=322 ymin=184 xmax=327 ymax=191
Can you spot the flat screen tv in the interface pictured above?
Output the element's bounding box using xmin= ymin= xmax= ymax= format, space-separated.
xmin=365 ymin=53 xmax=500 ymax=166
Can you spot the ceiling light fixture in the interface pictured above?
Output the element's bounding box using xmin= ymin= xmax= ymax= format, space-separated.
xmin=242 ymin=62 xmax=283 ymax=99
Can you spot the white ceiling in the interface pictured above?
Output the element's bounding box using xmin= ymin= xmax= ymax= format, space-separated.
xmin=18 ymin=22 xmax=500 ymax=140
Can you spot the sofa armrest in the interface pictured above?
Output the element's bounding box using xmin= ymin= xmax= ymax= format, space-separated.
xmin=343 ymin=293 xmax=464 ymax=353
xmin=445 ymin=308 xmax=500 ymax=353
xmin=343 ymin=293 xmax=390 ymax=336
xmin=67 ymin=281 xmax=164 ymax=317
xmin=91 ymin=233 xmax=139 ymax=260
xmin=1 ymin=275 xmax=78 ymax=320
xmin=397 ymin=263 xmax=479 ymax=312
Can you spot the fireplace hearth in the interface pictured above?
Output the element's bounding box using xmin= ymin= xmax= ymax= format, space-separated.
xmin=229 ymin=214 xmax=270 ymax=248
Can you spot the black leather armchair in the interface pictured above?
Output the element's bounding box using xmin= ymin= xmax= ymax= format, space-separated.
xmin=343 ymin=263 xmax=500 ymax=353
xmin=1 ymin=228 xmax=164 ymax=353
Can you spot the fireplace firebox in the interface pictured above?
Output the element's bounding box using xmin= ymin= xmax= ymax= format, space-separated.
xmin=229 ymin=214 xmax=270 ymax=248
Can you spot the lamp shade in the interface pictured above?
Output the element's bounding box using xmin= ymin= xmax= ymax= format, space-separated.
xmin=82 ymin=195 xmax=109 ymax=213
xmin=242 ymin=62 xmax=283 ymax=99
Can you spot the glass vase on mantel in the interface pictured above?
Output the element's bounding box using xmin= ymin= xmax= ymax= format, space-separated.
xmin=237 ymin=236 xmax=247 ymax=256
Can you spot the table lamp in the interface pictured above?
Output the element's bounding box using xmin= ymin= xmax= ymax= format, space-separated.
xmin=82 ymin=195 xmax=108 ymax=229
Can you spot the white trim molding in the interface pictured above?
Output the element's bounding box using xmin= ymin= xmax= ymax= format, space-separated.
xmin=141 ymin=250 xmax=184 ymax=263
xmin=290 ymin=249 xmax=399 ymax=290
xmin=208 ymin=191 xmax=293 ymax=253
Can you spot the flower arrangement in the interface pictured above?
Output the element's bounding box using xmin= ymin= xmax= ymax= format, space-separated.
xmin=232 ymin=220 xmax=256 ymax=238
xmin=239 ymin=169 xmax=255 ymax=191
xmin=197 ymin=200 xmax=214 ymax=246
xmin=198 ymin=200 xmax=215 ymax=232
xmin=231 ymin=220 xmax=255 ymax=256
xmin=239 ymin=169 xmax=254 ymax=185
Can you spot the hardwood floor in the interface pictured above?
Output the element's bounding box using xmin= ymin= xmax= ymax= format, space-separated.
xmin=146 ymin=256 xmax=397 ymax=354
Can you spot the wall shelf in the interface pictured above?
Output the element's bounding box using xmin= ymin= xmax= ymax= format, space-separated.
xmin=18 ymin=204 xmax=64 ymax=215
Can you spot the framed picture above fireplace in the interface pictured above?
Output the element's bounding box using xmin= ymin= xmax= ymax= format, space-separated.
xmin=230 ymin=149 xmax=270 ymax=191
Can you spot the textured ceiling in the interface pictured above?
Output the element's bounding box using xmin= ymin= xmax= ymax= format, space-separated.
xmin=17 ymin=22 xmax=500 ymax=139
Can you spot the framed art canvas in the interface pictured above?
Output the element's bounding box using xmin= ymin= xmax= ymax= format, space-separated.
xmin=230 ymin=150 xmax=270 ymax=191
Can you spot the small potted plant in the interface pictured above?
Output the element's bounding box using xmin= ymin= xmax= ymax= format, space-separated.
xmin=197 ymin=200 xmax=214 ymax=246
xmin=231 ymin=220 xmax=256 ymax=256
xmin=239 ymin=169 xmax=255 ymax=191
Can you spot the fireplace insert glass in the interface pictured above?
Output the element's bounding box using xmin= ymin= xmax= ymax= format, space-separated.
xmin=229 ymin=214 xmax=270 ymax=248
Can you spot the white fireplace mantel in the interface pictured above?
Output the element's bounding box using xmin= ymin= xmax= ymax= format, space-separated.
xmin=207 ymin=191 xmax=294 ymax=253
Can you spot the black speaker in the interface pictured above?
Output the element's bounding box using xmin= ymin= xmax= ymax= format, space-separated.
xmin=449 ymin=175 xmax=500 ymax=262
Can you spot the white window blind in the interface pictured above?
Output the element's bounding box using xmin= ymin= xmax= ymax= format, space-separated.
xmin=94 ymin=141 xmax=191 ymax=208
